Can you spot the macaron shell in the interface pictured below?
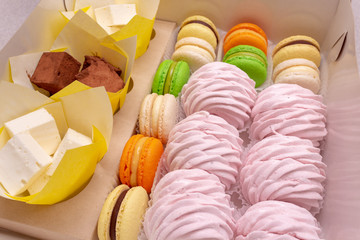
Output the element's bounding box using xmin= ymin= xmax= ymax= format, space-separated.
xmin=180 ymin=15 xmax=219 ymax=40
xmin=223 ymin=23 xmax=268 ymax=55
xmin=272 ymin=44 xmax=321 ymax=69
xmin=274 ymin=65 xmax=321 ymax=94
xmin=172 ymin=45 xmax=213 ymax=72
xmin=97 ymin=184 xmax=130 ymax=240
xmin=175 ymin=37 xmax=216 ymax=60
xmin=139 ymin=93 xmax=157 ymax=137
xmin=129 ymin=137 xmax=148 ymax=187
xmin=179 ymin=15 xmax=219 ymax=50
xmin=224 ymin=29 xmax=267 ymax=55
xmin=136 ymin=137 xmax=164 ymax=193
xmin=272 ymin=58 xmax=319 ymax=79
xmin=225 ymin=23 xmax=267 ymax=43
xmin=152 ymin=60 xmax=173 ymax=94
xmin=223 ymin=45 xmax=267 ymax=65
xmin=168 ymin=61 xmax=190 ymax=97
xmin=158 ymin=94 xmax=178 ymax=144
xmin=119 ymin=134 xmax=144 ymax=186
xmin=116 ymin=186 xmax=149 ymax=239
xmin=223 ymin=45 xmax=268 ymax=87
xmin=178 ymin=24 xmax=218 ymax=50
xmin=150 ymin=94 xmax=164 ymax=138
xmin=272 ymin=35 xmax=320 ymax=56
xmin=225 ymin=56 xmax=267 ymax=88
xmin=272 ymin=35 xmax=321 ymax=68
xmin=163 ymin=61 xmax=178 ymax=94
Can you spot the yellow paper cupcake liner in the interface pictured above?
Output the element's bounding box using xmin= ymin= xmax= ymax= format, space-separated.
xmin=0 ymin=81 xmax=112 ymax=205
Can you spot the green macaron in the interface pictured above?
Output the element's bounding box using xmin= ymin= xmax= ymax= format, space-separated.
xmin=152 ymin=59 xmax=190 ymax=97
xmin=222 ymin=45 xmax=268 ymax=87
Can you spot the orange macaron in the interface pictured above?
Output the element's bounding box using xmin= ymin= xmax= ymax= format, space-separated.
xmin=223 ymin=23 xmax=268 ymax=55
xmin=119 ymin=134 xmax=163 ymax=193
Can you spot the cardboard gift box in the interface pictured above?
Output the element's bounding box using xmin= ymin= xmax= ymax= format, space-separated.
xmin=158 ymin=1 xmax=360 ymax=239
xmin=0 ymin=0 xmax=360 ymax=239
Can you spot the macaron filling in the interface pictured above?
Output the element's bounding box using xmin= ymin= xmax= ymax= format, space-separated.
xmin=224 ymin=52 xmax=267 ymax=66
xmin=163 ymin=61 xmax=177 ymax=94
xmin=180 ymin=20 xmax=219 ymax=44
xmin=109 ymin=189 xmax=129 ymax=240
xmin=273 ymin=39 xmax=320 ymax=56
xmin=130 ymin=137 xmax=148 ymax=186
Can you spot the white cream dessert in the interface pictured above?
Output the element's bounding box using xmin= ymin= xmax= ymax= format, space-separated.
xmin=0 ymin=132 xmax=52 ymax=195
xmin=4 ymin=108 xmax=61 ymax=155
xmin=49 ymin=128 xmax=92 ymax=175
xmin=27 ymin=128 xmax=92 ymax=195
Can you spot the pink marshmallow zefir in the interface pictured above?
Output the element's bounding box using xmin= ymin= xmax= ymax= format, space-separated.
xmin=181 ymin=62 xmax=257 ymax=130
xmin=161 ymin=111 xmax=243 ymax=190
xmin=249 ymin=83 xmax=327 ymax=146
xmin=240 ymin=134 xmax=326 ymax=215
xmin=143 ymin=169 xmax=236 ymax=240
xmin=235 ymin=201 xmax=323 ymax=240
xmin=150 ymin=168 xmax=230 ymax=207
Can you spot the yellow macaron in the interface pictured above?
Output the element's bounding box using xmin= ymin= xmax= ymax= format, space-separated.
xmin=139 ymin=93 xmax=178 ymax=144
xmin=97 ymin=185 xmax=149 ymax=240
xmin=177 ymin=15 xmax=219 ymax=51
xmin=272 ymin=35 xmax=321 ymax=69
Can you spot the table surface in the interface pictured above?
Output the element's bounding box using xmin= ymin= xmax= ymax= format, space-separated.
xmin=0 ymin=0 xmax=360 ymax=239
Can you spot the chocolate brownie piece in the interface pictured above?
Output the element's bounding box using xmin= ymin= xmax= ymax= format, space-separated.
xmin=76 ymin=56 xmax=125 ymax=93
xmin=30 ymin=52 xmax=81 ymax=94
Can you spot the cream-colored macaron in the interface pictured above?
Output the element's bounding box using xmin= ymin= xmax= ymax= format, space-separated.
xmin=172 ymin=45 xmax=214 ymax=73
xmin=139 ymin=93 xmax=178 ymax=144
xmin=151 ymin=94 xmax=178 ymax=144
xmin=175 ymin=37 xmax=216 ymax=60
xmin=139 ymin=93 xmax=157 ymax=136
xmin=272 ymin=58 xmax=321 ymax=94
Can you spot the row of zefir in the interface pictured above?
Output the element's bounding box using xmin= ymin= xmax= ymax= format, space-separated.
xmin=0 ymin=108 xmax=92 ymax=196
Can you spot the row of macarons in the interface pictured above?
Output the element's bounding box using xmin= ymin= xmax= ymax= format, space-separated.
xmin=164 ymin=15 xmax=322 ymax=94
xmin=96 ymin=92 xmax=175 ymax=239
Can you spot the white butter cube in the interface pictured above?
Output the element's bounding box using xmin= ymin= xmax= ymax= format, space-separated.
xmin=4 ymin=108 xmax=61 ymax=155
xmin=0 ymin=132 xmax=52 ymax=196
xmin=94 ymin=4 xmax=137 ymax=27
xmin=46 ymin=128 xmax=92 ymax=176
xmin=27 ymin=128 xmax=92 ymax=195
